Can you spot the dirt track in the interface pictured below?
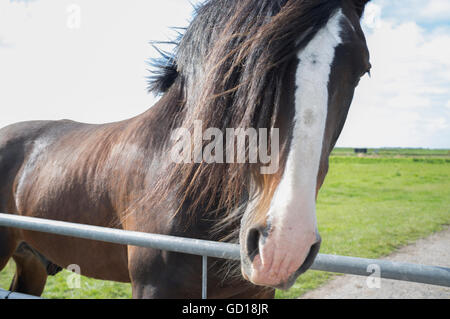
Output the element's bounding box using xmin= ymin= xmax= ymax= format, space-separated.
xmin=300 ymin=227 xmax=450 ymax=299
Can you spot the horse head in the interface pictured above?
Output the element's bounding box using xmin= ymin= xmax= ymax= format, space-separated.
xmin=149 ymin=0 xmax=371 ymax=290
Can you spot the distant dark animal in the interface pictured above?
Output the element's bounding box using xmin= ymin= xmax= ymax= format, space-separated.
xmin=0 ymin=0 xmax=371 ymax=298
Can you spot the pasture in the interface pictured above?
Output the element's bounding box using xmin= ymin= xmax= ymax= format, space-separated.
xmin=1 ymin=148 xmax=449 ymax=299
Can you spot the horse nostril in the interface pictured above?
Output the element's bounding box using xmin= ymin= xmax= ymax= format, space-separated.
xmin=246 ymin=228 xmax=261 ymax=262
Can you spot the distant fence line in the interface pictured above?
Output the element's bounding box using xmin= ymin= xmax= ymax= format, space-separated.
xmin=0 ymin=213 xmax=449 ymax=299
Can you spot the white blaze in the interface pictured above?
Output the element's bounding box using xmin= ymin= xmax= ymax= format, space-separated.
xmin=244 ymin=9 xmax=348 ymax=287
xmin=265 ymin=10 xmax=344 ymax=255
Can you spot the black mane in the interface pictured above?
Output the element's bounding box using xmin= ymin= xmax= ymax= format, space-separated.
xmin=147 ymin=46 xmax=179 ymax=94
xmin=147 ymin=28 xmax=184 ymax=94
xmin=145 ymin=0 xmax=344 ymax=225
xmin=147 ymin=0 xmax=342 ymax=96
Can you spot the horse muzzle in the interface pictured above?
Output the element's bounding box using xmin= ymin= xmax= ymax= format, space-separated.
xmin=240 ymin=224 xmax=321 ymax=290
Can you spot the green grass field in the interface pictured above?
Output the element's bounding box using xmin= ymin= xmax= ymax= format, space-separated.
xmin=331 ymin=147 xmax=450 ymax=158
xmin=1 ymin=148 xmax=449 ymax=299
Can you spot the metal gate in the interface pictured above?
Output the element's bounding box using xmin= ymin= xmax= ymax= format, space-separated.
xmin=0 ymin=213 xmax=449 ymax=299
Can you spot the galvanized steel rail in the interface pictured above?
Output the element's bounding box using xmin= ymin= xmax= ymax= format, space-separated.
xmin=0 ymin=213 xmax=240 ymax=261
xmin=0 ymin=288 xmax=41 ymax=299
xmin=0 ymin=213 xmax=449 ymax=299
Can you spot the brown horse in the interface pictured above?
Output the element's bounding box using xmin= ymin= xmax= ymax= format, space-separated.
xmin=0 ymin=0 xmax=371 ymax=298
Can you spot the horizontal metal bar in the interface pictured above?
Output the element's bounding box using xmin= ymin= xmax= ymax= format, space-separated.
xmin=0 ymin=288 xmax=41 ymax=299
xmin=0 ymin=213 xmax=240 ymax=260
xmin=0 ymin=213 xmax=449 ymax=288
xmin=311 ymin=254 xmax=450 ymax=287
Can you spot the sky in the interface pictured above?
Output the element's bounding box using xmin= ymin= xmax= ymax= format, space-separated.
xmin=0 ymin=0 xmax=449 ymax=149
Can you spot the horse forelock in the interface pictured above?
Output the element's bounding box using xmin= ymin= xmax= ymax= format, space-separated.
xmin=146 ymin=0 xmax=344 ymax=239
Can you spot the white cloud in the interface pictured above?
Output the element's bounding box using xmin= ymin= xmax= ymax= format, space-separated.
xmin=374 ymin=0 xmax=450 ymax=26
xmin=0 ymin=0 xmax=449 ymax=148
xmin=421 ymin=0 xmax=450 ymax=20
xmin=0 ymin=37 xmax=11 ymax=48
xmin=362 ymin=3 xmax=382 ymax=29
xmin=338 ymin=1 xmax=450 ymax=148
xmin=425 ymin=117 xmax=448 ymax=131
xmin=0 ymin=0 xmax=195 ymax=127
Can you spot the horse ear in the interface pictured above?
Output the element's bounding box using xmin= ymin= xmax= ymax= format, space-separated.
xmin=352 ymin=0 xmax=371 ymax=18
